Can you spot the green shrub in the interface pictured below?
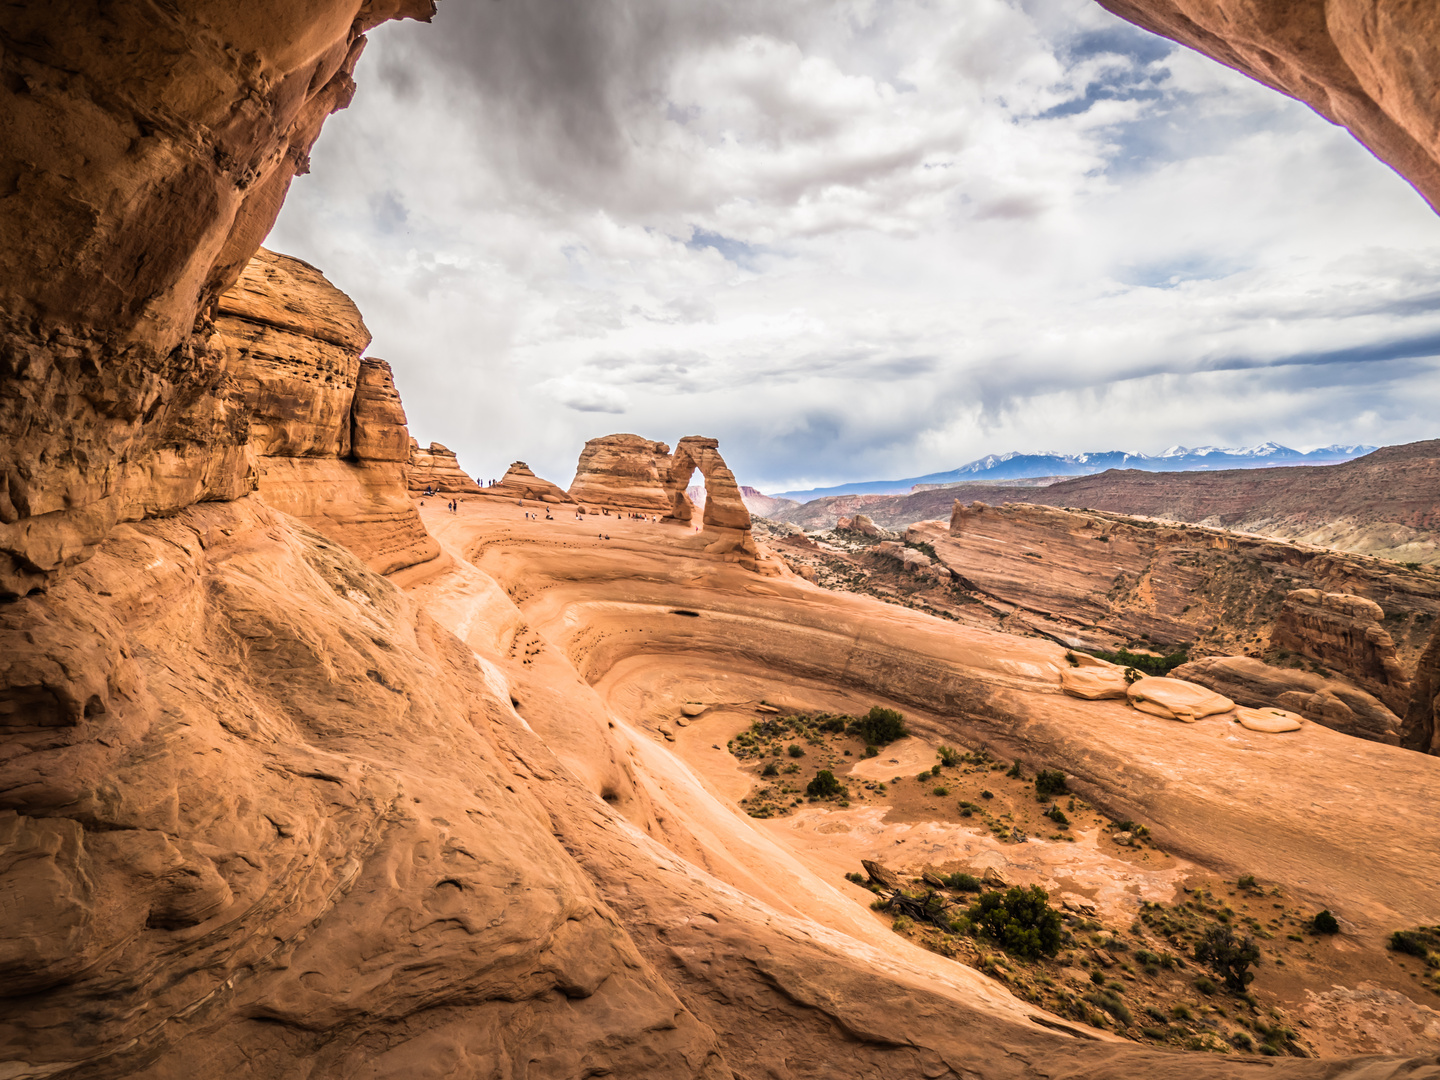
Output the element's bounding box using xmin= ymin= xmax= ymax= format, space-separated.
xmin=862 ymin=745 xmax=879 ymax=758
xmin=937 ymin=745 xmax=960 ymax=767
xmin=783 ymin=762 xmax=800 ymax=774
xmin=1035 ymin=769 xmax=1068 ymax=798
xmin=761 ymin=761 xmax=779 ymax=777
xmin=1085 ymin=647 xmax=1189 ymax=676
xmin=1044 ymin=805 xmax=1069 ymax=826
xmin=818 ymin=715 xmax=848 ymax=733
xmin=1084 ymin=990 xmax=1132 ymax=1027
xmin=1089 ymin=969 xmax=1105 ymax=985
xmin=944 ymin=872 xmax=982 ymax=892
xmin=968 ymin=886 xmax=1064 ymax=959
xmin=1064 ymin=651 xmax=1080 ymax=667
xmin=1231 ymin=1031 xmax=1254 ymax=1051
xmin=1237 ymin=874 xmax=1258 ymax=890
xmin=1005 ymin=760 xmax=1023 ymax=779
xmin=891 ymin=915 xmax=913 ymax=932
xmin=1390 ymin=928 xmax=1440 ymax=960
xmin=806 ymin=770 xmax=844 ymax=798
xmin=1194 ymin=925 xmax=1260 ymax=992
xmin=932 ymin=785 xmax=950 ymax=797
xmin=787 ymin=743 xmax=804 ymax=758
xmin=1194 ymin=976 xmax=1218 ymax=995
xmin=930 ymin=764 xmax=941 ymax=777
xmin=848 ymin=706 xmax=909 ymax=745
xmin=980 ymin=789 xmax=994 ymax=799
xmin=1310 ymin=910 xmax=1340 ymax=935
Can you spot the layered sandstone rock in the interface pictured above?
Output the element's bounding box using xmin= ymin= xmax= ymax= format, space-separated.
xmin=1404 ymin=623 xmax=1440 ymax=754
xmin=0 ymin=0 xmax=435 ymax=598
xmin=1175 ymin=655 xmax=1403 ymax=744
xmin=492 ymin=461 xmax=570 ymax=503
xmin=670 ymin=436 xmax=752 ymax=532
xmin=213 ymin=250 xmax=438 ymax=575
xmin=1127 ymin=676 xmax=1235 ymax=723
xmin=568 ymin=434 xmax=677 ymax=512
xmin=1273 ymin=589 xmax=1410 ymax=713
xmin=407 ymin=440 xmax=483 ymax=495
xmin=1097 ymin=0 xmax=1440 ymax=212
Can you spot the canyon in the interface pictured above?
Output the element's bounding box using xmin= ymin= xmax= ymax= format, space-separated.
xmin=2 ymin=3 xmax=1439 ymax=1079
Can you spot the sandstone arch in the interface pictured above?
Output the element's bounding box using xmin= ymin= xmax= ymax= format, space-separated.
xmin=665 ymin=436 xmax=752 ymax=532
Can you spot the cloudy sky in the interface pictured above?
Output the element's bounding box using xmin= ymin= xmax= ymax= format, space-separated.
xmin=269 ymin=0 xmax=1440 ymax=494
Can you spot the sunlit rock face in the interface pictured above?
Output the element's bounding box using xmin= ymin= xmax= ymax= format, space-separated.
xmin=212 ymin=249 xmax=439 ymax=575
xmin=0 ymin=0 xmax=435 ymax=597
xmin=407 ymin=441 xmax=484 ymax=495
xmin=569 ymin=433 xmax=678 ymax=512
xmin=1096 ymin=0 xmax=1440 ymax=210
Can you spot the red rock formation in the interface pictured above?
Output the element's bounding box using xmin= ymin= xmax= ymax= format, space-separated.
xmin=669 ymin=436 xmax=752 ymax=531
xmin=0 ymin=0 xmax=435 ymax=598
xmin=1403 ymin=624 xmax=1440 ymax=754
xmin=492 ymin=461 xmax=571 ymax=503
xmin=213 ymin=249 xmax=439 ymax=575
xmin=1097 ymin=0 xmax=1440 ymax=212
xmin=568 ymin=433 xmax=677 ymax=511
xmin=407 ymin=440 xmax=483 ymax=495
xmin=1272 ymin=589 xmax=1410 ymax=713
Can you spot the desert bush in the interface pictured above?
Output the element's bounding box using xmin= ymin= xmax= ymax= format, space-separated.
xmin=944 ymin=872 xmax=981 ymax=892
xmin=862 ymin=745 xmax=879 ymax=758
xmin=787 ymin=744 xmax=804 ymax=758
xmin=1193 ymin=976 xmax=1218 ymax=995
xmin=932 ymin=785 xmax=950 ymax=797
xmin=980 ymin=789 xmax=993 ymax=799
xmin=937 ymin=745 xmax=960 ymax=767
xmin=1005 ymin=760 xmax=1023 ymax=779
xmin=1390 ymin=927 xmax=1440 ymax=961
xmin=1034 ymin=769 xmax=1068 ymax=798
xmin=818 ymin=715 xmax=848 ymax=733
xmin=1310 ymin=910 xmax=1340 ymax=935
xmin=968 ymin=886 xmax=1064 ymax=959
xmin=1044 ymin=805 xmax=1069 ymax=826
xmin=1089 ymin=969 xmax=1105 ymax=985
xmin=761 ymin=761 xmax=779 ymax=777
xmin=1086 ymin=647 xmax=1189 ymax=676
xmin=891 ymin=915 xmax=913 ymax=932
xmin=1064 ymin=651 xmax=1080 ymax=667
xmin=930 ymin=764 xmax=941 ymax=777
xmin=783 ymin=763 xmax=800 ymax=774
xmin=848 ymin=706 xmax=909 ymax=745
xmin=806 ymin=770 xmax=844 ymax=798
xmin=1084 ymin=990 xmax=1132 ymax=1027
xmin=1194 ymin=925 xmax=1260 ymax=992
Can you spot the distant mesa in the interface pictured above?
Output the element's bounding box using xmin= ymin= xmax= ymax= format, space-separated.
xmin=772 ymin=443 xmax=1378 ymax=502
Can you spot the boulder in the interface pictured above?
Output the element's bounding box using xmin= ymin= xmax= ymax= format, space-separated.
xmin=1061 ymin=667 xmax=1129 ymax=700
xmin=1173 ymin=656 xmax=1402 ymax=745
xmin=1126 ymin=677 xmax=1235 ymax=723
xmin=680 ymin=703 xmax=707 ymax=718
xmin=981 ymin=867 xmax=1010 ymax=889
xmin=1235 ymin=706 xmax=1305 ymax=734
xmin=862 ymin=860 xmax=901 ymax=890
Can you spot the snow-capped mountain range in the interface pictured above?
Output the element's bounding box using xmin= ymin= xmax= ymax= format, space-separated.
xmin=769 ymin=443 xmax=1377 ymax=503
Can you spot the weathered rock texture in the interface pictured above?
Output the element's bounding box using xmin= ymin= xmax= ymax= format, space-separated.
xmin=909 ymin=502 xmax=1440 ymax=747
xmin=568 ymin=434 xmax=677 ymax=512
xmin=1096 ymin=0 xmax=1440 ymax=213
xmin=1173 ymin=656 xmax=1402 ymax=744
xmin=1272 ymin=590 xmax=1410 ymax=713
xmin=0 ymin=0 xmax=436 ymax=598
xmin=1404 ymin=627 xmax=1440 ymax=754
xmin=213 ymin=249 xmax=439 ymax=575
xmin=491 ymin=461 xmax=570 ymax=503
xmin=406 ymin=440 xmax=483 ymax=495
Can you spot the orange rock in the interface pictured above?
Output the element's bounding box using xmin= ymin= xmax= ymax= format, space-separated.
xmin=1127 ymin=677 xmax=1235 ymax=723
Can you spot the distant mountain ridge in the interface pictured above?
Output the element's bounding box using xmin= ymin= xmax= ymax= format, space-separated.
xmin=770 ymin=443 xmax=1376 ymax=502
